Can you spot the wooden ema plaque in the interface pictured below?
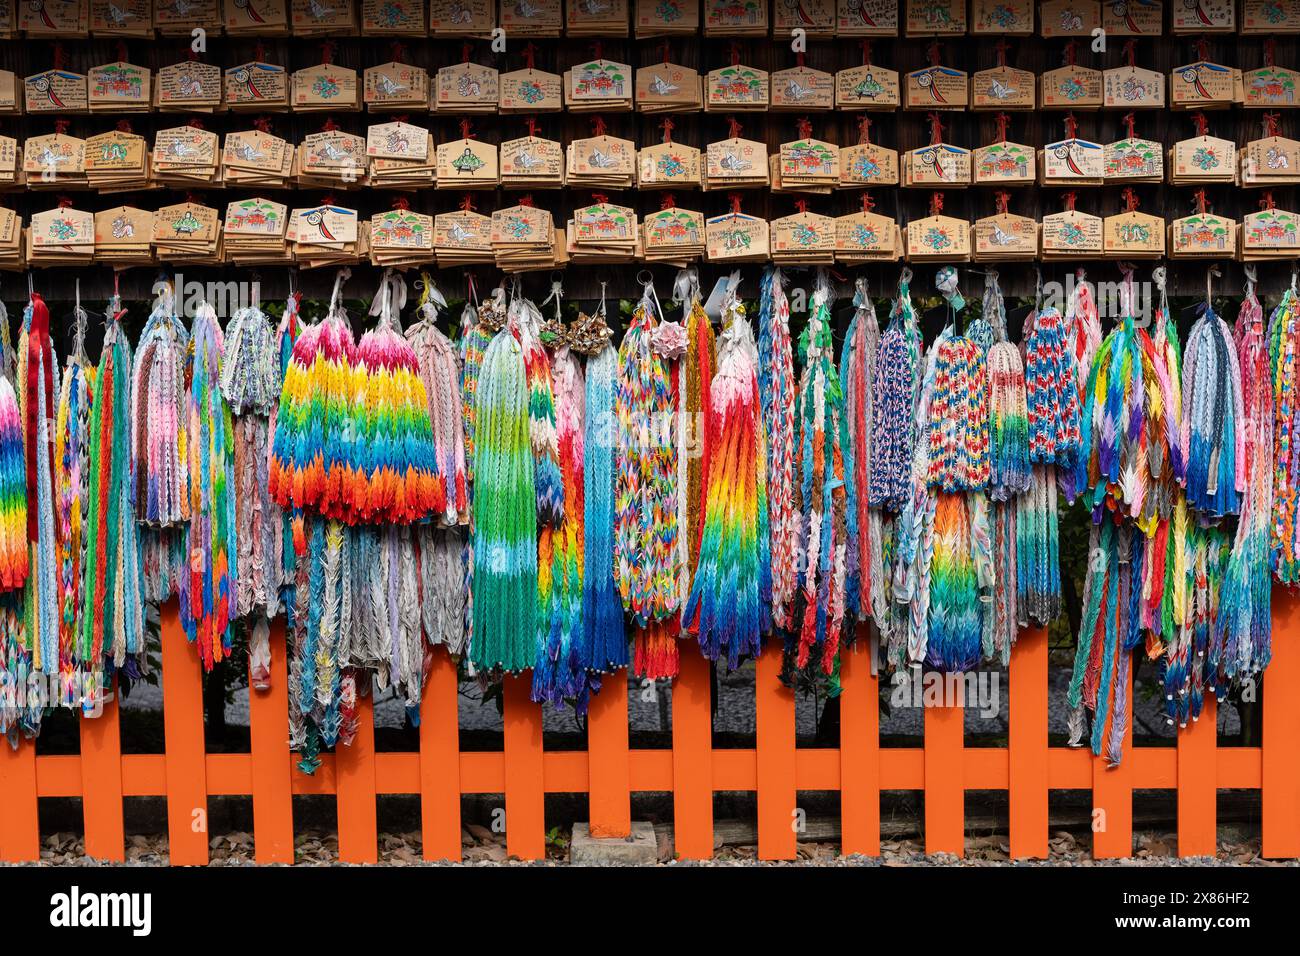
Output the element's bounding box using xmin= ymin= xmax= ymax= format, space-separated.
xmin=91 ymin=0 xmax=151 ymax=34
xmin=774 ymin=0 xmax=833 ymax=35
xmin=905 ymin=0 xmax=964 ymax=35
xmin=771 ymin=67 xmax=834 ymax=111
xmin=1243 ymin=0 xmax=1300 ymax=32
xmin=1172 ymin=0 xmax=1233 ymax=32
xmin=1171 ymin=61 xmax=1238 ymax=109
xmin=1104 ymin=208 xmax=1166 ymax=258
xmin=1104 ymin=0 xmax=1163 ymax=35
xmin=25 ymin=70 xmax=88 ymax=113
xmin=639 ymin=141 xmax=701 ymax=188
xmin=970 ymin=0 xmax=1032 ymax=34
xmin=974 ymin=211 xmax=1038 ymax=261
xmin=906 ymin=212 xmax=970 ymax=261
xmin=1243 ymin=67 xmax=1300 ymax=109
xmin=905 ymin=64 xmax=968 ymax=111
xmin=836 ymin=207 xmax=898 ymax=261
xmin=1041 ymin=65 xmax=1102 ymax=110
xmin=706 ymin=210 xmax=769 ymax=261
xmin=840 ymin=142 xmax=899 ymax=187
xmin=1039 ymin=0 xmax=1099 ymax=36
xmin=972 ymin=67 xmax=1035 ymax=110
xmin=500 ymin=69 xmax=562 ymax=112
xmin=835 ymin=64 xmax=900 ymax=111
xmin=1171 ymin=210 xmax=1236 ymax=257
xmin=1041 ymin=208 xmax=1103 ymax=258
xmin=1103 ymin=65 xmax=1165 ymax=109
xmin=974 ymin=140 xmax=1035 ymax=186
xmin=362 ymin=0 xmax=423 ymax=32
xmin=835 ymin=0 xmax=897 ymax=35
xmin=1243 ymin=206 xmax=1300 ymax=258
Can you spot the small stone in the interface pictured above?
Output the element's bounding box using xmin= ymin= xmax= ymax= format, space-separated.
xmin=569 ymin=822 xmax=659 ymax=866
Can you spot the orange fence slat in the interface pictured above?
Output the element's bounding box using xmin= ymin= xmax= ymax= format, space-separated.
xmin=671 ymin=649 xmax=713 ymax=859
xmin=420 ymin=647 xmax=462 ymax=861
xmin=79 ymin=677 xmax=125 ymax=862
xmin=0 ymin=736 xmax=38 ymax=862
xmin=587 ymin=669 xmax=631 ymax=838
xmin=838 ymin=627 xmax=879 ymax=856
xmin=502 ymin=673 xmax=546 ymax=860
xmin=1178 ymin=695 xmax=1218 ymax=857
xmin=1264 ymin=589 xmax=1300 ymax=858
xmin=755 ymin=643 xmax=797 ymax=860
xmin=1009 ymin=627 xmax=1049 ymax=859
xmin=924 ymin=693 xmax=964 ymax=856
xmin=159 ymin=598 xmax=209 ymax=866
xmin=248 ymin=618 xmax=294 ymax=864
xmin=1092 ymin=667 xmax=1134 ymax=859
xmin=336 ymin=690 xmax=378 ymax=864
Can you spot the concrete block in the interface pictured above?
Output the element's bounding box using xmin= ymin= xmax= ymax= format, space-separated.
xmin=569 ymin=821 xmax=659 ymax=866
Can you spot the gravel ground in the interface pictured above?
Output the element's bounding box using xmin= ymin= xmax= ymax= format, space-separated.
xmin=7 ymin=827 xmax=1294 ymax=867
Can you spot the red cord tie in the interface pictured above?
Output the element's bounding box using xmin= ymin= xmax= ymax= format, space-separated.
xmin=930 ymin=191 xmax=943 ymax=217
xmin=393 ymin=196 xmax=411 ymax=211
xmin=860 ymin=191 xmax=875 ymax=213
xmin=1122 ymin=187 xmax=1139 ymax=212
xmin=858 ymin=115 xmax=872 ymax=146
xmin=459 ymin=194 xmax=475 ymax=212
xmin=1062 ymin=191 xmax=1077 ymax=212
xmin=995 ymin=112 xmax=1009 ymax=144
xmin=660 ymin=193 xmax=676 ymax=210
xmin=995 ymin=190 xmax=1009 ymax=215
xmin=661 ymin=117 xmax=674 ymax=143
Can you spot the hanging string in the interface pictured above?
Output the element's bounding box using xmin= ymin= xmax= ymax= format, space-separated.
xmin=269 ymin=268 xmax=361 ymax=529
xmin=1214 ymin=267 xmax=1273 ymax=687
xmin=758 ymin=266 xmax=798 ymax=632
xmin=178 ymin=301 xmax=236 ymax=672
xmin=21 ymin=290 xmax=61 ymax=682
xmin=355 ymin=269 xmax=442 ymax=525
xmin=683 ymin=275 xmax=771 ymax=671
xmin=841 ymin=277 xmax=886 ymax=635
xmin=53 ymin=287 xmax=94 ymax=709
xmin=581 ymin=335 xmax=626 ymax=679
xmin=470 ymin=318 xmax=536 ymax=675
xmin=871 ymin=269 xmax=923 ymax=514
xmin=1270 ymin=270 xmax=1300 ymax=583
xmin=791 ymin=270 xmax=850 ymax=681
xmin=615 ymin=283 xmax=682 ymax=678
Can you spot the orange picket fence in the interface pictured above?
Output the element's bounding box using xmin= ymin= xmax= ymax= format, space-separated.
xmin=2 ymin=591 xmax=1299 ymax=865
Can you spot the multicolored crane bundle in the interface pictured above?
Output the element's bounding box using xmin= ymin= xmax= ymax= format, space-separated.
xmin=1 ymin=259 xmax=1298 ymax=775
